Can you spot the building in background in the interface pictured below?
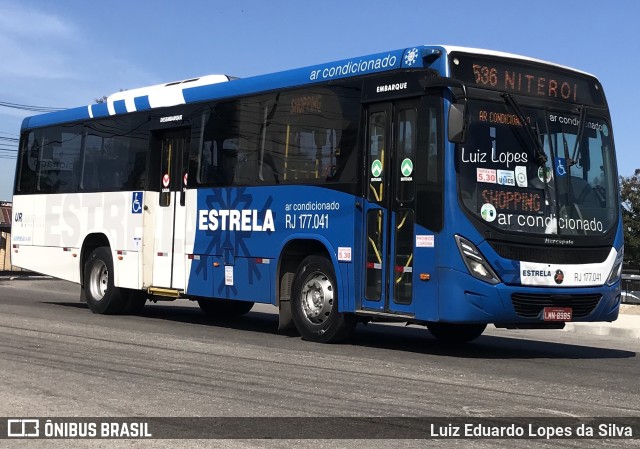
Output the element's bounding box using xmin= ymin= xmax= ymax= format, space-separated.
xmin=0 ymin=201 xmax=20 ymax=271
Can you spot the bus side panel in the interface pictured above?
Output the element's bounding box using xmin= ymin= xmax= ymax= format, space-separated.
xmin=187 ymin=186 xmax=357 ymax=304
xmin=102 ymin=192 xmax=144 ymax=290
xmin=12 ymin=192 xmax=143 ymax=288
xmin=11 ymin=193 xmax=82 ymax=281
xmin=222 ymin=257 xmax=272 ymax=304
xmin=185 ymin=255 xmax=217 ymax=298
xmin=141 ymin=191 xmax=157 ymax=289
xmin=411 ymin=224 xmax=440 ymax=322
xmin=338 ymin=261 xmax=354 ymax=312
xmin=113 ymin=248 xmax=140 ymax=291
xmin=10 ymin=195 xmax=36 ymax=272
xmin=12 ymin=245 xmax=80 ymax=282
xmin=10 ymin=195 xmax=34 ymax=248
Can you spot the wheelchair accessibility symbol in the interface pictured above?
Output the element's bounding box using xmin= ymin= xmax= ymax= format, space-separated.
xmin=554 ymin=157 xmax=567 ymax=177
xmin=131 ymin=191 xmax=143 ymax=214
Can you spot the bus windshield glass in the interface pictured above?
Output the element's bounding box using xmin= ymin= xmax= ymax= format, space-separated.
xmin=457 ymin=100 xmax=618 ymax=237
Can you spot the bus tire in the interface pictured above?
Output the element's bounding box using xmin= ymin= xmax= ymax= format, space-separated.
xmin=84 ymin=247 xmax=127 ymax=315
xmin=291 ymin=255 xmax=355 ymax=343
xmin=426 ymin=322 xmax=486 ymax=343
xmin=197 ymin=299 xmax=254 ymax=317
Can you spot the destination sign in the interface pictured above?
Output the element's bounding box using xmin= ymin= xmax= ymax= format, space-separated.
xmin=449 ymin=52 xmax=605 ymax=106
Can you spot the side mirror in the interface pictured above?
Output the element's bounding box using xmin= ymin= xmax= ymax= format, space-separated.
xmin=448 ymin=103 xmax=467 ymax=143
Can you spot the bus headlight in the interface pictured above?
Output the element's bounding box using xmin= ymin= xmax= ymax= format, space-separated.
xmin=455 ymin=235 xmax=500 ymax=285
xmin=607 ymin=246 xmax=624 ymax=286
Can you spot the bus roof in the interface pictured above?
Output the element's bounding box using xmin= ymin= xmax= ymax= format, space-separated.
xmin=20 ymin=45 xmax=593 ymax=130
xmin=439 ymin=45 xmax=594 ymax=77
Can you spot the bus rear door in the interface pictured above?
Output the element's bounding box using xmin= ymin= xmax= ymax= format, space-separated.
xmin=150 ymin=128 xmax=190 ymax=290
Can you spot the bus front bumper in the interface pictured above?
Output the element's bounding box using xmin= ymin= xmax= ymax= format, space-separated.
xmin=434 ymin=268 xmax=621 ymax=325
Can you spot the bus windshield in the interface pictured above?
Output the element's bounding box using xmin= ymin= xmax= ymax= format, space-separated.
xmin=457 ymin=100 xmax=618 ymax=237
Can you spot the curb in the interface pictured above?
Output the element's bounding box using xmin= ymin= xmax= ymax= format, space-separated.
xmin=564 ymin=310 xmax=640 ymax=340
xmin=564 ymin=323 xmax=640 ymax=339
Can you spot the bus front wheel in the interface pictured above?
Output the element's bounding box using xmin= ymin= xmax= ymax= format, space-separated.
xmin=84 ymin=247 xmax=127 ymax=314
xmin=426 ymin=322 xmax=487 ymax=343
xmin=291 ymin=255 xmax=355 ymax=343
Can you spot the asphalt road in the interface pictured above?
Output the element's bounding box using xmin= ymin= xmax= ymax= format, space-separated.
xmin=0 ymin=278 xmax=638 ymax=449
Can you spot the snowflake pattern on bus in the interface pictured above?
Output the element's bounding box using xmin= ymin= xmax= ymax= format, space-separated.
xmin=194 ymin=187 xmax=275 ymax=297
xmin=404 ymin=48 xmax=419 ymax=67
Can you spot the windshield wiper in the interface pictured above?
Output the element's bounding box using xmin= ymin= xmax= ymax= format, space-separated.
xmin=500 ymin=93 xmax=548 ymax=166
xmin=570 ymin=106 xmax=588 ymax=168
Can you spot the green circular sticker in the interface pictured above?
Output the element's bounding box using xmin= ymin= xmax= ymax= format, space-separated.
xmin=537 ymin=166 xmax=553 ymax=183
xmin=481 ymin=203 xmax=496 ymax=222
xmin=371 ymin=159 xmax=383 ymax=177
xmin=401 ymin=158 xmax=413 ymax=177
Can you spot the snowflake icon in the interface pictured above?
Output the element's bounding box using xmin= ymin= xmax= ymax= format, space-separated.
xmin=404 ymin=48 xmax=419 ymax=66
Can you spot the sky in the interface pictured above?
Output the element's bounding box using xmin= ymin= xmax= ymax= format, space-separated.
xmin=0 ymin=0 xmax=638 ymax=202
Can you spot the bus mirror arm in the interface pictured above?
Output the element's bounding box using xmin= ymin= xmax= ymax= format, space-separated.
xmin=420 ymin=77 xmax=468 ymax=143
xmin=448 ymin=103 xmax=467 ymax=144
xmin=419 ymin=76 xmax=467 ymax=102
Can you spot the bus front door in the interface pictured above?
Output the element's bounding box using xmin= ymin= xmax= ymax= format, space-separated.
xmin=361 ymin=100 xmax=425 ymax=316
xmin=151 ymin=128 xmax=190 ymax=290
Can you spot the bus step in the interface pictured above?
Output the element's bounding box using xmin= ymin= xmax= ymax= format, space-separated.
xmin=148 ymin=287 xmax=182 ymax=298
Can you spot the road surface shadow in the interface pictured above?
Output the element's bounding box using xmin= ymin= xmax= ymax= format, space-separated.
xmin=46 ymin=301 xmax=636 ymax=360
xmin=351 ymin=322 xmax=636 ymax=360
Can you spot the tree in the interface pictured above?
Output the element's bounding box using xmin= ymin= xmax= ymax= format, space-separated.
xmin=620 ymin=170 xmax=640 ymax=270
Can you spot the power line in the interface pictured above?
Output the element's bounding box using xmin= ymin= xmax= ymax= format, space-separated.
xmin=0 ymin=137 xmax=18 ymax=144
xmin=0 ymin=100 xmax=64 ymax=113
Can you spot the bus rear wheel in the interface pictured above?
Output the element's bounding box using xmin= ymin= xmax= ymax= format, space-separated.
xmin=84 ymin=247 xmax=127 ymax=314
xmin=426 ymin=322 xmax=487 ymax=343
xmin=291 ymin=255 xmax=355 ymax=343
xmin=197 ymin=299 xmax=254 ymax=317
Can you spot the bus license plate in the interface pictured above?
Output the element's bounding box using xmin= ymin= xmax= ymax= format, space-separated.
xmin=543 ymin=307 xmax=572 ymax=321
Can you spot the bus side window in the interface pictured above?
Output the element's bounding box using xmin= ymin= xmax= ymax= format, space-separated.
xmin=416 ymin=100 xmax=443 ymax=232
xmin=220 ymin=139 xmax=239 ymax=185
xmin=83 ymin=116 xmax=149 ymax=192
xmin=36 ymin=125 xmax=83 ymax=193
xmin=16 ymin=132 xmax=39 ymax=193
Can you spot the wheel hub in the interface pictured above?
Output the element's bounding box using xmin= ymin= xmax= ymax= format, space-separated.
xmin=301 ymin=272 xmax=333 ymax=324
xmin=89 ymin=261 xmax=108 ymax=301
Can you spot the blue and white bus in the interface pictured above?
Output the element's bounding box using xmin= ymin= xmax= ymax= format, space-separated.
xmin=11 ymin=45 xmax=623 ymax=343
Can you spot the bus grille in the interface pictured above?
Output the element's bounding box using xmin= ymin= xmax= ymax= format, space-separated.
xmin=511 ymin=293 xmax=602 ymax=319
xmin=489 ymin=242 xmax=610 ymax=264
